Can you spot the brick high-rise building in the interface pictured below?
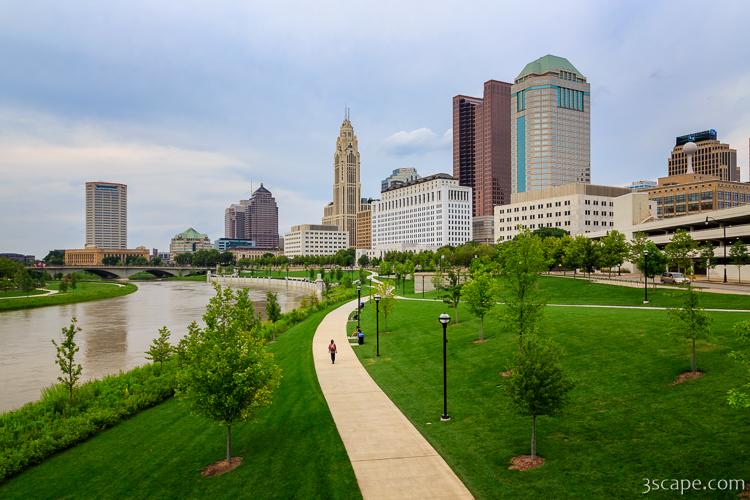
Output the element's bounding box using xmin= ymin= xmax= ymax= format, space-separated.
xmin=85 ymin=181 xmax=127 ymax=249
xmin=453 ymin=80 xmax=512 ymax=217
xmin=667 ymin=130 xmax=738 ymax=181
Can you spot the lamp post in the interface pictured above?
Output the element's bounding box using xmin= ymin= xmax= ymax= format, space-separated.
xmin=705 ymin=216 xmax=727 ymax=283
xmin=439 ymin=313 xmax=451 ymax=421
xmin=643 ymin=249 xmax=649 ymax=304
xmin=374 ymin=294 xmax=381 ymax=357
xmin=356 ymin=284 xmax=362 ymax=329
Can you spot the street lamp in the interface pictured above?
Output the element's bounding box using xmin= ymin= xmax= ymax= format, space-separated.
xmin=356 ymin=284 xmax=362 ymax=329
xmin=439 ymin=313 xmax=451 ymax=421
xmin=643 ymin=249 xmax=649 ymax=304
xmin=705 ymin=216 xmax=727 ymax=283
xmin=374 ymin=294 xmax=381 ymax=357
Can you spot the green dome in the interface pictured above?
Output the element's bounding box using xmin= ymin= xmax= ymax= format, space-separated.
xmin=517 ymin=55 xmax=584 ymax=80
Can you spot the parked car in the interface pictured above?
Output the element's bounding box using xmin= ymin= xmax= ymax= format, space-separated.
xmin=660 ymin=272 xmax=690 ymax=284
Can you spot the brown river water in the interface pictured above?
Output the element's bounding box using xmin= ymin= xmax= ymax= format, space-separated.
xmin=0 ymin=281 xmax=309 ymax=412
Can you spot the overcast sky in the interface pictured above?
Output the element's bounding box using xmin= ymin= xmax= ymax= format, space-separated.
xmin=2 ymin=0 xmax=749 ymax=257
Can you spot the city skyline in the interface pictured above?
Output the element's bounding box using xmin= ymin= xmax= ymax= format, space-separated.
xmin=2 ymin=1 xmax=750 ymax=257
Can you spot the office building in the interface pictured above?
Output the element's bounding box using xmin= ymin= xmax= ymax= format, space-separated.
xmin=322 ymin=111 xmax=361 ymax=247
xmin=224 ymin=184 xmax=279 ymax=249
xmin=472 ymin=216 xmax=495 ymax=244
xmin=371 ymin=174 xmax=472 ymax=253
xmin=511 ymin=55 xmax=591 ymax=194
xmin=230 ymin=247 xmax=283 ymax=261
xmin=85 ymin=182 xmax=127 ymax=249
xmin=0 ymin=253 xmax=35 ymax=264
xmin=668 ymin=130 xmax=739 ymax=181
xmin=224 ymin=204 xmax=246 ymax=239
xmin=283 ymin=224 xmax=349 ymax=257
xmin=64 ymin=247 xmax=149 ymax=266
xmin=214 ymin=238 xmax=257 ymax=252
xmin=382 ymin=168 xmax=420 ymax=191
xmin=169 ymin=228 xmax=212 ymax=259
xmin=494 ymin=183 xmax=630 ymax=242
xmin=453 ymin=80 xmax=512 ymax=216
xmin=355 ymin=204 xmax=373 ymax=249
xmin=647 ymin=172 xmax=750 ymax=218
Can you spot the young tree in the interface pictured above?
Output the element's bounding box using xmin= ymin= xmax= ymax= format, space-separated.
xmin=358 ymin=254 xmax=370 ymax=268
xmin=668 ymin=285 xmax=712 ymax=373
xmin=373 ymin=281 xmax=396 ymax=332
xmin=175 ymin=253 xmax=193 ymax=266
xmin=146 ymin=326 xmax=173 ymax=369
xmin=177 ymin=286 xmax=281 ymax=465
xmin=728 ymin=321 xmax=750 ymax=409
xmin=630 ymin=232 xmax=649 ymax=282
xmin=52 ymin=317 xmax=83 ymax=402
xmin=498 ymin=232 xmax=546 ymax=341
xmin=664 ymin=229 xmax=697 ymax=274
xmin=265 ymin=291 xmax=281 ymax=323
xmin=463 ymin=269 xmax=497 ymax=341
xmin=634 ymin=241 xmax=667 ymax=285
xmin=699 ymin=242 xmax=716 ymax=278
xmin=439 ymin=267 xmax=463 ymax=323
xmin=379 ymin=259 xmax=392 ymax=278
xmin=506 ymin=334 xmax=574 ymax=460
xmin=68 ymin=273 xmax=77 ymax=290
xmin=566 ymin=236 xmax=600 ymax=278
xmin=729 ymin=240 xmax=749 ymax=284
xmin=58 ymin=277 xmax=69 ymax=293
xmin=13 ymin=269 xmax=35 ymax=292
xmin=600 ymin=230 xmax=629 ymax=276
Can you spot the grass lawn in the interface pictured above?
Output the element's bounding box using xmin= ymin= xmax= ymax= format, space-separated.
xmin=0 ymin=306 xmax=360 ymax=499
xmin=401 ymin=275 xmax=750 ymax=310
xmin=0 ymin=289 xmax=47 ymax=298
xmin=0 ymin=281 xmax=137 ymax=312
xmin=355 ymin=299 xmax=750 ymax=499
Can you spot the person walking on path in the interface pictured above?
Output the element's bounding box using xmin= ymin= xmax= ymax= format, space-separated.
xmin=328 ymin=339 xmax=337 ymax=364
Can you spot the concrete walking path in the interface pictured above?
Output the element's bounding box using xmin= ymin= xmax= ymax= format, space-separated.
xmin=313 ymin=298 xmax=474 ymax=500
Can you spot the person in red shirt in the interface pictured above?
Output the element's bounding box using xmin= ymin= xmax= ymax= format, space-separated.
xmin=328 ymin=339 xmax=337 ymax=364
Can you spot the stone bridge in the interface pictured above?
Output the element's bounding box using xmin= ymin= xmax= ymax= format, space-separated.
xmin=36 ymin=265 xmax=212 ymax=279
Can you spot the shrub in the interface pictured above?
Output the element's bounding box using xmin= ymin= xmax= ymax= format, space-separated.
xmin=0 ymin=362 xmax=176 ymax=480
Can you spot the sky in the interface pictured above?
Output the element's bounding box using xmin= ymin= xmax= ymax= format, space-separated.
xmin=1 ymin=0 xmax=750 ymax=258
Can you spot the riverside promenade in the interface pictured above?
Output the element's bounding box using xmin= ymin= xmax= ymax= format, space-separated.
xmin=312 ymin=298 xmax=473 ymax=500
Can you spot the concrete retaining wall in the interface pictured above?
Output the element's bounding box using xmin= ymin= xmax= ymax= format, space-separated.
xmin=209 ymin=275 xmax=323 ymax=298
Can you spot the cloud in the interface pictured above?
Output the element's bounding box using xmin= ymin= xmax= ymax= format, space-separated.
xmin=382 ymin=128 xmax=451 ymax=156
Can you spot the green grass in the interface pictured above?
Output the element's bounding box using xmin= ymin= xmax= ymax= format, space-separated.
xmin=0 ymin=306 xmax=361 ymax=499
xmin=402 ymin=275 xmax=750 ymax=310
xmin=0 ymin=282 xmax=137 ymax=312
xmin=355 ymin=300 xmax=750 ymax=499
xmin=0 ymin=289 xmax=47 ymax=298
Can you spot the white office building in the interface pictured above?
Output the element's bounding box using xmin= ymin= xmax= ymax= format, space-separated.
xmin=494 ymin=183 xmax=631 ymax=241
xmin=85 ymin=181 xmax=127 ymax=249
xmin=371 ymin=173 xmax=472 ymax=253
xmin=283 ymin=224 xmax=349 ymax=257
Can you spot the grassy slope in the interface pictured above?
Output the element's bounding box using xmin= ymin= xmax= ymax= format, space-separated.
xmin=0 ymin=289 xmax=46 ymax=298
xmin=0 ymin=282 xmax=137 ymax=312
xmin=402 ymin=275 xmax=750 ymax=310
xmin=355 ymin=299 xmax=750 ymax=499
xmin=0 ymin=306 xmax=360 ymax=499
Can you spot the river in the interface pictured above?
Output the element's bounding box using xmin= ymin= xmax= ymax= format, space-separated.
xmin=0 ymin=280 xmax=310 ymax=412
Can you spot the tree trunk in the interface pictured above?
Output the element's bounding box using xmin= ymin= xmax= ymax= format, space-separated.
xmin=455 ymin=305 xmax=459 ymax=324
xmin=226 ymin=424 xmax=233 ymax=463
xmin=691 ymin=338 xmax=697 ymax=373
xmin=480 ymin=317 xmax=484 ymax=341
xmin=531 ymin=414 xmax=537 ymax=459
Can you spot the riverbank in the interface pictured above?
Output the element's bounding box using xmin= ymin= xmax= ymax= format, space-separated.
xmin=0 ymin=282 xmax=137 ymax=312
xmin=0 ymin=298 xmax=360 ymax=498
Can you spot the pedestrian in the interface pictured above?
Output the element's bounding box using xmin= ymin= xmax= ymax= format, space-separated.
xmin=328 ymin=339 xmax=337 ymax=364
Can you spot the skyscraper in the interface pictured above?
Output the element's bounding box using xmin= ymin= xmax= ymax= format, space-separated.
xmin=85 ymin=181 xmax=127 ymax=249
xmin=511 ymin=55 xmax=590 ymax=194
xmin=224 ymin=184 xmax=279 ymax=249
xmin=322 ymin=111 xmax=361 ymax=246
xmin=381 ymin=167 xmax=420 ymax=191
xmin=452 ymin=80 xmax=512 ymax=216
xmin=668 ymin=130 xmax=738 ymax=181
xmin=245 ymin=184 xmax=279 ymax=249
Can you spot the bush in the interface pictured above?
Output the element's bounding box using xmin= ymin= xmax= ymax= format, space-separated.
xmin=0 ymin=362 xmax=176 ymax=480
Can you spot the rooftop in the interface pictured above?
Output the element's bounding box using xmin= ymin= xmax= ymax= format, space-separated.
xmin=517 ymin=54 xmax=584 ymax=80
xmin=381 ymin=173 xmax=455 ymax=193
xmin=175 ymin=227 xmax=208 ymax=239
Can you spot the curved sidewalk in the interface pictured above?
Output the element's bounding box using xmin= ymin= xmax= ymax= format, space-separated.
xmin=313 ymin=299 xmax=473 ymax=500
